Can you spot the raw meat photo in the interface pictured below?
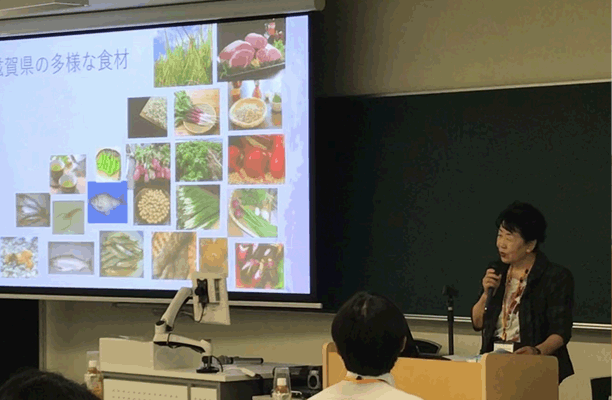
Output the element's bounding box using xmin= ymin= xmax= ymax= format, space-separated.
xmin=217 ymin=18 xmax=285 ymax=82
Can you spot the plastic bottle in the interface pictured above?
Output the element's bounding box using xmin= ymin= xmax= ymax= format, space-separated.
xmin=84 ymin=359 xmax=103 ymax=399
xmin=252 ymin=80 xmax=262 ymax=99
xmin=271 ymin=377 xmax=291 ymax=400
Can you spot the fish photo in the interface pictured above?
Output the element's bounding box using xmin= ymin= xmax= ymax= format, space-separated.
xmin=87 ymin=181 xmax=128 ymax=224
xmin=100 ymin=231 xmax=144 ymax=278
xmin=0 ymin=237 xmax=38 ymax=278
xmin=48 ymin=242 xmax=94 ymax=275
xmin=52 ymin=201 xmax=84 ymax=235
xmin=152 ymin=232 xmax=196 ymax=280
xmin=90 ymin=193 xmax=125 ymax=216
xmin=16 ymin=193 xmax=50 ymax=227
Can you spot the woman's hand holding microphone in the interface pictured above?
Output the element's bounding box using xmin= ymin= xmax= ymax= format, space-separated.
xmin=482 ymin=268 xmax=502 ymax=296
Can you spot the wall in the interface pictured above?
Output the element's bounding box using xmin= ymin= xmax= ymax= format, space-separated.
xmin=313 ymin=0 xmax=610 ymax=96
xmin=34 ymin=1 xmax=610 ymax=400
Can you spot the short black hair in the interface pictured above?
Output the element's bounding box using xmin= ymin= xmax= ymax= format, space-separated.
xmin=0 ymin=368 xmax=99 ymax=400
xmin=496 ymin=201 xmax=547 ymax=251
xmin=331 ymin=291 xmax=409 ymax=376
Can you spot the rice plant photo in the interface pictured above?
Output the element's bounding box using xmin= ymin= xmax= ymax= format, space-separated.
xmin=154 ymin=25 xmax=213 ymax=88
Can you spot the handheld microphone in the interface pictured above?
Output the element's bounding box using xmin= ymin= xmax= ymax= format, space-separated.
xmin=484 ymin=262 xmax=501 ymax=314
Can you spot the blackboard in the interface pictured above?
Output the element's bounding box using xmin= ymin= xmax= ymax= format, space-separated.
xmin=314 ymin=82 xmax=610 ymax=325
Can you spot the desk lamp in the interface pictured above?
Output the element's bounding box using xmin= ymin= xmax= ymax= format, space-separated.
xmin=153 ymin=271 xmax=230 ymax=373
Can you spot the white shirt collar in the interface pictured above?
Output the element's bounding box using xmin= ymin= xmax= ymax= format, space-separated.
xmin=345 ymin=370 xmax=396 ymax=387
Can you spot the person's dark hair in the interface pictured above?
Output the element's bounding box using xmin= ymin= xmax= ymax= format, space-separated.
xmin=0 ymin=368 xmax=99 ymax=400
xmin=331 ymin=291 xmax=410 ymax=376
xmin=495 ymin=201 xmax=547 ymax=251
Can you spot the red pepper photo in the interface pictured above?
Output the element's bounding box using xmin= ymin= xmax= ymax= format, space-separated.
xmin=228 ymin=134 xmax=285 ymax=185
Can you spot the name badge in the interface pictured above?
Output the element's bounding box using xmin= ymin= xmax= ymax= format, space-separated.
xmin=493 ymin=341 xmax=516 ymax=353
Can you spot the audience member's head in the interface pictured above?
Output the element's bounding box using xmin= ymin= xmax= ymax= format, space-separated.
xmin=331 ymin=291 xmax=409 ymax=376
xmin=0 ymin=368 xmax=99 ymax=400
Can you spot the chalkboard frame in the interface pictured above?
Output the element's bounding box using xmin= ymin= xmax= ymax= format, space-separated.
xmin=314 ymin=81 xmax=611 ymax=328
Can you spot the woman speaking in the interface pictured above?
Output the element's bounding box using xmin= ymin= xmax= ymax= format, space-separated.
xmin=471 ymin=201 xmax=575 ymax=384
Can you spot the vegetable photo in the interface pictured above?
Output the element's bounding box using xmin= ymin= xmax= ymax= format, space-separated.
xmin=176 ymin=185 xmax=220 ymax=230
xmin=235 ymin=243 xmax=284 ymax=289
xmin=175 ymin=140 xmax=222 ymax=182
xmin=174 ymin=89 xmax=220 ymax=136
xmin=228 ymin=135 xmax=285 ymax=184
xmin=229 ymin=189 xmax=277 ymax=238
xmin=154 ymin=25 xmax=213 ymax=87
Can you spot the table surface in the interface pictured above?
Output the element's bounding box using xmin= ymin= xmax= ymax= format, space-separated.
xmin=102 ymin=362 xmax=299 ymax=383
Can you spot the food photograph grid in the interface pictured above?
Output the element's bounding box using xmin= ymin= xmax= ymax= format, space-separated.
xmin=1 ymin=17 xmax=295 ymax=292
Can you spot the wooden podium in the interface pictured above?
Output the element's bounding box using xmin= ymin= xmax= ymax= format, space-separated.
xmin=322 ymin=342 xmax=559 ymax=400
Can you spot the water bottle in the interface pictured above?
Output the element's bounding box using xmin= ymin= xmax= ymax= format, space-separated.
xmin=271 ymin=367 xmax=292 ymax=400
xmin=84 ymin=352 xmax=103 ymax=399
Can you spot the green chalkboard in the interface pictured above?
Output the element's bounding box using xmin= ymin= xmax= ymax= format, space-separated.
xmin=314 ymin=82 xmax=610 ymax=325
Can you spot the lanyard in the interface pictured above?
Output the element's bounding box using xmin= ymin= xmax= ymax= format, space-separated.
xmin=344 ymin=377 xmax=388 ymax=385
xmin=500 ymin=266 xmax=530 ymax=341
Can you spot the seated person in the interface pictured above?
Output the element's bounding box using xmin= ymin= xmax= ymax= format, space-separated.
xmin=0 ymin=368 xmax=99 ymax=400
xmin=311 ymin=291 xmax=424 ymax=400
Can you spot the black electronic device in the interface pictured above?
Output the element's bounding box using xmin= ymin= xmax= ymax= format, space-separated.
xmin=307 ymin=367 xmax=322 ymax=390
xmin=591 ymin=376 xmax=611 ymax=400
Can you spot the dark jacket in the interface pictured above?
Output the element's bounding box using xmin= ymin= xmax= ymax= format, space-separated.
xmin=475 ymin=251 xmax=575 ymax=384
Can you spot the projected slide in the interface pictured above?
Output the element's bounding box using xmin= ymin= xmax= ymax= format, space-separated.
xmin=0 ymin=16 xmax=310 ymax=295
